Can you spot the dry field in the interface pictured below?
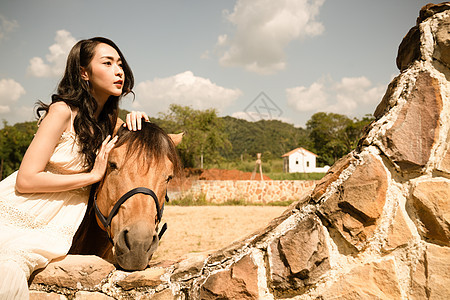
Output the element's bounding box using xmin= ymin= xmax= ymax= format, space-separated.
xmin=152 ymin=205 xmax=287 ymax=262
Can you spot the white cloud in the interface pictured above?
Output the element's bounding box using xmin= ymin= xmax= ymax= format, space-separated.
xmin=286 ymin=76 xmax=385 ymax=116
xmin=0 ymin=15 xmax=18 ymax=42
xmin=215 ymin=0 xmax=325 ymax=74
xmin=135 ymin=71 xmax=242 ymax=113
xmin=0 ymin=79 xmax=26 ymax=114
xmin=286 ymin=82 xmax=328 ymax=112
xmin=27 ymin=30 xmax=77 ymax=78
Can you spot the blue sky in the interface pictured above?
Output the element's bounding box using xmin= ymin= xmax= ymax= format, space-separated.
xmin=0 ymin=0 xmax=431 ymax=127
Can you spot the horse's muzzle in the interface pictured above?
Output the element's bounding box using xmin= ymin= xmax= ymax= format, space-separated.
xmin=114 ymin=220 xmax=159 ymax=270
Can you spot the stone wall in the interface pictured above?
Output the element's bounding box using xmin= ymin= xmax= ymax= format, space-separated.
xmin=30 ymin=3 xmax=450 ymax=299
xmin=186 ymin=180 xmax=317 ymax=203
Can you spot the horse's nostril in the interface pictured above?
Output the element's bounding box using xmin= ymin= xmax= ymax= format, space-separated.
xmin=145 ymin=233 xmax=158 ymax=253
xmin=123 ymin=229 xmax=131 ymax=250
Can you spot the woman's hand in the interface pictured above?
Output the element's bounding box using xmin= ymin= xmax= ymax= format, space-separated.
xmin=123 ymin=111 xmax=149 ymax=131
xmin=90 ymin=135 xmax=118 ymax=182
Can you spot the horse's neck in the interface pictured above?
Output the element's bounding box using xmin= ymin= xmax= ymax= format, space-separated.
xmin=69 ymin=207 xmax=113 ymax=260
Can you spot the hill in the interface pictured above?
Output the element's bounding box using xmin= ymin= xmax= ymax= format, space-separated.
xmin=218 ymin=116 xmax=310 ymax=160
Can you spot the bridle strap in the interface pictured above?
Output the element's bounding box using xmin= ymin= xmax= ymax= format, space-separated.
xmin=158 ymin=223 xmax=168 ymax=240
xmin=92 ymin=186 xmax=169 ymax=243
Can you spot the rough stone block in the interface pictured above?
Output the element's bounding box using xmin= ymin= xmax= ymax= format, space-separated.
xmin=409 ymin=250 xmax=428 ymax=300
xmin=427 ymin=244 xmax=450 ymax=299
xmin=384 ymin=205 xmax=414 ymax=251
xmin=438 ymin=146 xmax=450 ymax=174
xmin=268 ymin=239 xmax=290 ymax=290
xmin=29 ymin=291 xmax=67 ymax=300
xmin=382 ymin=71 xmax=442 ymax=172
xmin=433 ymin=16 xmax=450 ymax=68
xmin=311 ymin=153 xmax=355 ymax=202
xmin=396 ymin=25 xmax=421 ymax=72
xmin=117 ymin=268 xmax=166 ymax=290
xmin=31 ymin=255 xmax=115 ymax=290
xmin=321 ymin=259 xmax=402 ymax=299
xmin=409 ymin=243 xmax=450 ymax=299
xmin=170 ymin=253 xmax=207 ymax=281
xmin=410 ymin=179 xmax=450 ymax=246
xmin=419 ymin=2 xmax=450 ymax=23
xmin=268 ymin=216 xmax=330 ymax=296
xmin=199 ymin=254 xmax=259 ymax=300
xmin=319 ymin=154 xmax=387 ymax=250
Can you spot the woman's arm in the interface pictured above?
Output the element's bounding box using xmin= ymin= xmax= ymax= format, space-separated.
xmin=16 ymin=102 xmax=116 ymax=194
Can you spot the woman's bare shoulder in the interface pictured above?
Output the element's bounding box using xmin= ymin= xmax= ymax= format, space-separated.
xmin=47 ymin=101 xmax=72 ymax=115
xmin=39 ymin=101 xmax=72 ymax=132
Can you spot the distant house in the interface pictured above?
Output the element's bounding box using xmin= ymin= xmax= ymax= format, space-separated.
xmin=282 ymin=147 xmax=330 ymax=173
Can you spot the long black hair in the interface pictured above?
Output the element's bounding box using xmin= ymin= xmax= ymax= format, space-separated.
xmin=37 ymin=37 xmax=134 ymax=170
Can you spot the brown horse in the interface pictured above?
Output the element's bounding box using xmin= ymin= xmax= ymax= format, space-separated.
xmin=69 ymin=121 xmax=182 ymax=270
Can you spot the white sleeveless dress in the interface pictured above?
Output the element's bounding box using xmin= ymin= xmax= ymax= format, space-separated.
xmin=0 ymin=121 xmax=90 ymax=285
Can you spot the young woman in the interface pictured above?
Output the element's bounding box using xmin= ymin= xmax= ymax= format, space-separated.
xmin=0 ymin=37 xmax=148 ymax=298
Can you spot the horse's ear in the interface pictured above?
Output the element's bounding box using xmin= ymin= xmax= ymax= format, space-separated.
xmin=168 ymin=132 xmax=184 ymax=146
xmin=114 ymin=118 xmax=125 ymax=135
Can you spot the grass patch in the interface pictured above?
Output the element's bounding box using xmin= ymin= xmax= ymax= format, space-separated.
xmin=208 ymin=159 xmax=285 ymax=173
xmin=168 ymin=193 xmax=294 ymax=207
xmin=169 ymin=193 xmax=208 ymax=206
xmin=266 ymin=172 xmax=325 ymax=180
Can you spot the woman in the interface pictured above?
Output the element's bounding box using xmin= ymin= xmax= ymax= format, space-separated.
xmin=0 ymin=37 xmax=148 ymax=298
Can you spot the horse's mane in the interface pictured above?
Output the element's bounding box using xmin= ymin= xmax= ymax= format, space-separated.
xmin=69 ymin=122 xmax=181 ymax=256
xmin=115 ymin=122 xmax=182 ymax=175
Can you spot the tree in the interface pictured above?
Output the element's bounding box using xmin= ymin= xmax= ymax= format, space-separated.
xmin=157 ymin=104 xmax=231 ymax=168
xmin=0 ymin=121 xmax=38 ymax=179
xmin=306 ymin=112 xmax=373 ymax=165
xmin=345 ymin=114 xmax=374 ymax=150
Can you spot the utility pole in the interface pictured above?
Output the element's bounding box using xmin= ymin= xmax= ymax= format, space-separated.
xmin=200 ymin=151 xmax=204 ymax=169
xmin=251 ymin=153 xmax=264 ymax=181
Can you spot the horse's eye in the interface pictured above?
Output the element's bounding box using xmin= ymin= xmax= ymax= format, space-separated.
xmin=166 ymin=175 xmax=173 ymax=183
xmin=108 ymin=162 xmax=118 ymax=170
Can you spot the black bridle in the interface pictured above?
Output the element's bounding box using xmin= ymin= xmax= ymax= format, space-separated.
xmin=90 ymin=183 xmax=169 ymax=244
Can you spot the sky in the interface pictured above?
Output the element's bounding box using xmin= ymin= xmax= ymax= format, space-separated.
xmin=0 ymin=0 xmax=433 ymax=128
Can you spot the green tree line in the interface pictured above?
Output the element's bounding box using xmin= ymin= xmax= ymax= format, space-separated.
xmin=0 ymin=105 xmax=373 ymax=179
xmin=0 ymin=121 xmax=38 ymax=179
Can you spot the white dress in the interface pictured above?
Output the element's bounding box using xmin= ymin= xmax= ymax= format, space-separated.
xmin=0 ymin=127 xmax=90 ymax=283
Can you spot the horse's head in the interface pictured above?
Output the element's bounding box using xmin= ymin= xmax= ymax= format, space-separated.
xmin=94 ymin=122 xmax=182 ymax=270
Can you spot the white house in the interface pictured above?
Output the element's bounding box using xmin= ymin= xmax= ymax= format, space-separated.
xmin=282 ymin=147 xmax=330 ymax=173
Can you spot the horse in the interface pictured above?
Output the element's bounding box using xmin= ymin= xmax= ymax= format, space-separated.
xmin=69 ymin=121 xmax=183 ymax=271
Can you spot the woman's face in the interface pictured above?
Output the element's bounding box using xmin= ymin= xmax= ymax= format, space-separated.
xmin=83 ymin=43 xmax=125 ymax=103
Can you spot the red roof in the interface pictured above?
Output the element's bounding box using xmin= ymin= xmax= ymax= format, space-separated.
xmin=281 ymin=147 xmax=317 ymax=157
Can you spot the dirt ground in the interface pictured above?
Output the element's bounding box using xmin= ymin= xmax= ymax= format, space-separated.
xmin=152 ymin=205 xmax=287 ymax=262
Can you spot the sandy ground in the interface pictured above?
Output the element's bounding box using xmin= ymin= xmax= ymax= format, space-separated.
xmin=152 ymin=206 xmax=287 ymax=261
